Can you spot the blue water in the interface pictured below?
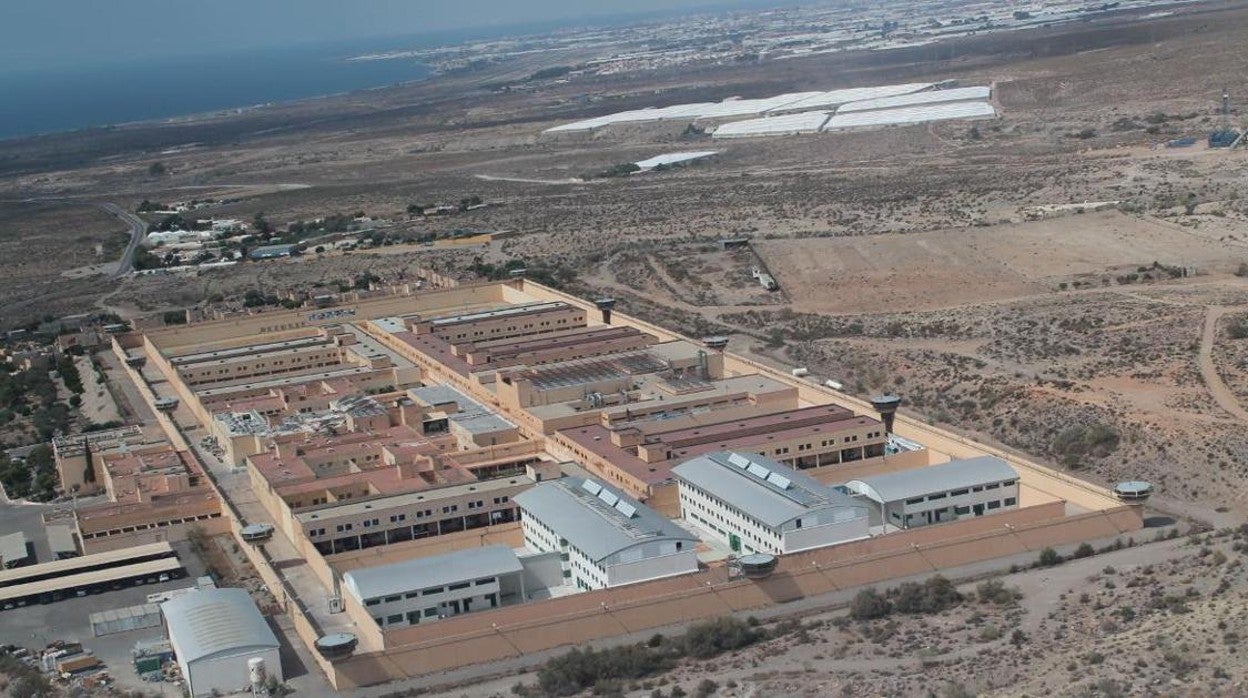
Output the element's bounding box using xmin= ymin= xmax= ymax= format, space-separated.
xmin=0 ymin=44 xmax=432 ymax=141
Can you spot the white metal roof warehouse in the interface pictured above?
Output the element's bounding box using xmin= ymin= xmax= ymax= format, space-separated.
xmin=836 ymin=86 xmax=992 ymax=113
xmin=515 ymin=477 xmax=697 ymax=563
xmin=846 ymin=456 xmax=1018 ymax=504
xmin=824 ymin=101 xmax=997 ymax=130
xmin=341 ymin=545 xmax=523 ymax=604
xmin=516 ymin=476 xmax=700 ymax=589
xmin=712 ymin=111 xmax=832 ymax=139
xmin=673 ymin=451 xmax=870 ymax=554
xmin=162 ymin=588 xmax=282 ymax=697
xmin=844 ymin=456 xmax=1020 ymax=529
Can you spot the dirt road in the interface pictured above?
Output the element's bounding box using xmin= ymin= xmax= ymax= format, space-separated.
xmin=1198 ymin=305 xmax=1248 ymax=422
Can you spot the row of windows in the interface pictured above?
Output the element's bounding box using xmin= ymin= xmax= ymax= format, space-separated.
xmin=903 ymin=480 xmax=1017 ymax=506
xmin=891 ymin=497 xmax=1017 ymax=523
xmin=259 ymin=322 xmax=307 ymax=334
xmin=364 ymin=577 xmax=496 ymax=606
xmin=681 ymin=486 xmax=782 ymax=538
xmin=445 ymin=316 xmax=575 ymax=341
xmin=309 ymin=506 xmax=517 ymax=538
xmin=81 ymin=512 xmax=220 ymax=539
xmin=682 ymin=491 xmax=783 ymax=553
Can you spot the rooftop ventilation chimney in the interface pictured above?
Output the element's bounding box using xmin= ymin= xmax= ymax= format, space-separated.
xmin=595 ymin=298 xmax=616 ymax=325
xmin=870 ymin=394 xmax=902 ymax=434
xmin=702 ymin=336 xmax=729 ymax=352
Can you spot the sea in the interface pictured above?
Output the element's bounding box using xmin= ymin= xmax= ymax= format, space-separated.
xmin=0 ymin=42 xmax=434 ymax=141
xmin=0 ymin=2 xmax=784 ymax=142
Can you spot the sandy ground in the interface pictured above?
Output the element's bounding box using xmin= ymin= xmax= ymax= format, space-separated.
xmin=751 ymin=211 xmax=1242 ymax=314
xmin=75 ymin=355 xmax=122 ymax=426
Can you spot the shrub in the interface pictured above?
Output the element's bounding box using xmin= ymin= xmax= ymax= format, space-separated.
xmin=536 ymin=645 xmax=669 ymax=696
xmin=891 ymin=575 xmax=963 ymax=614
xmin=694 ymin=679 xmax=719 ymax=698
xmin=1038 ymin=547 xmax=1063 ymax=567
xmin=849 ymin=588 xmax=892 ymax=620
xmin=682 ymin=617 xmax=761 ymax=659
xmin=1052 ymin=422 xmax=1120 ymax=467
xmin=1072 ymin=542 xmax=1095 ymax=559
xmin=976 ymin=579 xmax=1022 ymax=605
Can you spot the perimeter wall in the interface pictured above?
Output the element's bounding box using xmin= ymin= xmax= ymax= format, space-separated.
xmin=323 ymin=500 xmax=1142 ymax=688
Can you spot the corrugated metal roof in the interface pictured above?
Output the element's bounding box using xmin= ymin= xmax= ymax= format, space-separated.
xmin=408 ymin=385 xmax=515 ymax=435
xmin=161 ymin=588 xmax=278 ymax=664
xmin=45 ymin=525 xmax=76 ymax=554
xmin=341 ymin=545 xmax=521 ymax=603
xmin=848 ymin=456 xmax=1018 ymax=504
xmin=672 ymin=451 xmax=863 ymax=528
xmin=0 ymin=532 xmax=30 ymax=563
xmin=515 ymin=477 xmax=696 ymax=562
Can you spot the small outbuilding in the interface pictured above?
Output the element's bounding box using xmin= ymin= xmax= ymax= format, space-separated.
xmin=161 ymin=588 xmax=282 ymax=697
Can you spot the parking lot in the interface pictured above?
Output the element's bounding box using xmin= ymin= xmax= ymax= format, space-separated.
xmin=0 ymin=539 xmax=208 ymax=696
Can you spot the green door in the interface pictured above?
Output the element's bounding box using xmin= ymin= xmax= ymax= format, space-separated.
xmin=729 ymin=533 xmax=741 ymax=553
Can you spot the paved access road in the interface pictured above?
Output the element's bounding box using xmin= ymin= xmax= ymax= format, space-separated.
xmin=97 ymin=202 xmax=147 ymax=277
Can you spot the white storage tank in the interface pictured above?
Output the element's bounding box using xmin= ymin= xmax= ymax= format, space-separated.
xmin=248 ymin=657 xmax=266 ymax=693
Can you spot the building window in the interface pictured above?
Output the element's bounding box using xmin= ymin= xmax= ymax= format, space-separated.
xmin=387 ymin=614 xmax=403 ymax=624
xmin=1004 ymin=497 xmax=1017 ymax=506
xmin=423 ymin=608 xmax=438 ymax=618
xmin=448 ymin=582 xmax=470 ymax=591
xmin=365 ymin=599 xmax=380 ymax=607
xmin=987 ymin=500 xmax=1001 ymax=510
xmin=951 ymin=489 xmax=969 ymax=497
xmin=422 ymin=587 xmax=444 ymax=596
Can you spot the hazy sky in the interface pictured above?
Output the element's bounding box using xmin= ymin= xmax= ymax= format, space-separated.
xmin=1 ymin=0 xmax=772 ymax=72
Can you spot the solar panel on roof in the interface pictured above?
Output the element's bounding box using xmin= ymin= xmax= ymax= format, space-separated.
xmin=747 ymin=463 xmax=770 ymax=479
xmin=615 ymin=501 xmax=637 ymax=518
xmin=766 ymin=472 xmax=792 ymax=490
xmin=597 ymin=490 xmax=620 ymax=507
xmin=581 ymin=480 xmax=603 ymax=496
xmin=728 ymin=453 xmax=751 ymax=468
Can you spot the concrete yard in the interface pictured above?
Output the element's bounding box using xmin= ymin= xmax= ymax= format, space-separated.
xmin=0 ymin=540 xmax=207 ymax=696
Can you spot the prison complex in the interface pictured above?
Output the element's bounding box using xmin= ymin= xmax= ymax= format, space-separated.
xmin=99 ymin=276 xmax=1145 ymax=690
